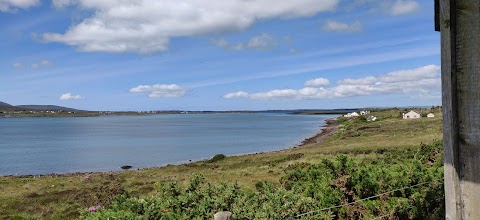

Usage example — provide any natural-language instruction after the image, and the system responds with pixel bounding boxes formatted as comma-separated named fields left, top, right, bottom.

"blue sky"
left=0, top=0, right=440, bottom=111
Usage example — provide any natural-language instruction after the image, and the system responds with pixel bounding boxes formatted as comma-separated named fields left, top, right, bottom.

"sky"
left=0, top=0, right=441, bottom=111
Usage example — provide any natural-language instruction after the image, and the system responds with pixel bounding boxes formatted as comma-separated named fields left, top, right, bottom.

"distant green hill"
left=16, top=105, right=85, bottom=112
left=0, top=101, right=13, bottom=107
left=0, top=101, right=17, bottom=111
left=0, top=101, right=84, bottom=112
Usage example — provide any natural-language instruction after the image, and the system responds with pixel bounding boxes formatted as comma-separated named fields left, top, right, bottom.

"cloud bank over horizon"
left=224, top=65, right=440, bottom=100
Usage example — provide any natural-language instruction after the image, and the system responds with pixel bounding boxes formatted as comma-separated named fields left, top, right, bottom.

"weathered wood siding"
left=441, top=0, right=480, bottom=219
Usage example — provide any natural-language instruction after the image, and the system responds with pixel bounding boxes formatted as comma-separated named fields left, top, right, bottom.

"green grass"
left=0, top=108, right=443, bottom=219
left=81, top=141, right=444, bottom=219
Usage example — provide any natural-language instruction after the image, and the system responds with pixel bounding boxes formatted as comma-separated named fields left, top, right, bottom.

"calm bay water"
left=0, top=113, right=333, bottom=175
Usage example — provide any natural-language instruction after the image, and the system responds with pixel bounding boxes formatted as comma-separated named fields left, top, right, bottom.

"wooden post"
left=440, top=0, right=480, bottom=219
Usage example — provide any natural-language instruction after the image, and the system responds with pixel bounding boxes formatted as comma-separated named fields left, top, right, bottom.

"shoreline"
left=1, top=117, right=339, bottom=178
left=299, top=117, right=339, bottom=147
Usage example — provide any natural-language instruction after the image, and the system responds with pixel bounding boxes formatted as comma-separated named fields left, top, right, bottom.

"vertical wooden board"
left=440, top=0, right=462, bottom=219
left=455, top=0, right=480, bottom=219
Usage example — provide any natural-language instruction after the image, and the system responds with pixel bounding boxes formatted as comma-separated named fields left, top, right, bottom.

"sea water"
left=0, top=113, right=333, bottom=175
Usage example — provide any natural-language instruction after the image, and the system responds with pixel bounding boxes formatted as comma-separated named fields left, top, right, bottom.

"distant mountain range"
left=0, top=101, right=84, bottom=112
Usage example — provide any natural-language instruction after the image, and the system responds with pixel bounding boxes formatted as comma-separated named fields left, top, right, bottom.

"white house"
left=367, top=116, right=377, bottom=121
left=360, top=110, right=370, bottom=115
left=427, top=113, right=435, bottom=118
left=344, top=112, right=360, bottom=118
left=403, top=110, right=421, bottom=119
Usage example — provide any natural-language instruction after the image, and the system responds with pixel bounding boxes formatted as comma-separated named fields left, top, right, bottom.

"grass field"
left=0, top=108, right=443, bottom=219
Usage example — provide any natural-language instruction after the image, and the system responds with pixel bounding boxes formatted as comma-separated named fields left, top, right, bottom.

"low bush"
left=82, top=141, right=444, bottom=219
left=208, top=154, right=226, bottom=163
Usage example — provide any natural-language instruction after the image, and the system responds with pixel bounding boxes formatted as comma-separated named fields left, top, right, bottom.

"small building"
left=427, top=113, right=435, bottom=118
left=403, top=110, right=421, bottom=119
left=367, top=116, right=377, bottom=121
left=360, top=110, right=370, bottom=115
left=344, top=112, right=361, bottom=118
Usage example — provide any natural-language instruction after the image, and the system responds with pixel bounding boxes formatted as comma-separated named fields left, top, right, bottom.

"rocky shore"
left=300, top=117, right=339, bottom=146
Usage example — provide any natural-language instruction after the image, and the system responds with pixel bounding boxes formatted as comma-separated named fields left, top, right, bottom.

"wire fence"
left=294, top=178, right=444, bottom=218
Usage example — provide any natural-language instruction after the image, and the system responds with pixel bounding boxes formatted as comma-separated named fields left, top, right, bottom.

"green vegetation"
left=82, top=141, right=444, bottom=219
left=208, top=154, right=227, bottom=163
left=0, top=108, right=444, bottom=219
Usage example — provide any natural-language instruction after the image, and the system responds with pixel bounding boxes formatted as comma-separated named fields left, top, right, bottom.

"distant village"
left=343, top=109, right=436, bottom=121
left=0, top=109, right=258, bottom=118
left=0, top=110, right=76, bottom=114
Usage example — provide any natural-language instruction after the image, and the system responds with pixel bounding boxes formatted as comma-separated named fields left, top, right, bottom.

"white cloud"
left=246, top=33, right=275, bottom=50
left=323, top=20, right=362, bottom=32
left=189, top=43, right=439, bottom=89
left=304, top=77, right=330, bottom=87
left=13, top=59, right=51, bottom=70
left=390, top=0, right=420, bottom=15
left=43, top=0, right=339, bottom=53
left=223, top=65, right=440, bottom=100
left=129, top=84, right=186, bottom=98
left=13, top=63, right=23, bottom=68
left=52, top=0, right=75, bottom=8
left=213, top=33, right=275, bottom=51
left=223, top=91, right=249, bottom=99
left=347, top=0, right=419, bottom=16
left=31, top=60, right=51, bottom=69
left=378, top=65, right=438, bottom=82
left=59, top=93, right=83, bottom=100
left=338, top=76, right=377, bottom=85
left=0, top=0, right=39, bottom=12
left=212, top=38, right=230, bottom=48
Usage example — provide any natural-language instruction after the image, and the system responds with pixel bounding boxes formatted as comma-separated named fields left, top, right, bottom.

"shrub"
left=208, top=154, right=226, bottom=163
left=81, top=141, right=444, bottom=220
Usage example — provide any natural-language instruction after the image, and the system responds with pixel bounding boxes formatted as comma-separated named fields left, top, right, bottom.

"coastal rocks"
left=214, top=211, right=233, bottom=220
left=300, top=118, right=339, bottom=146
left=84, top=175, right=92, bottom=182
left=121, top=165, right=133, bottom=170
